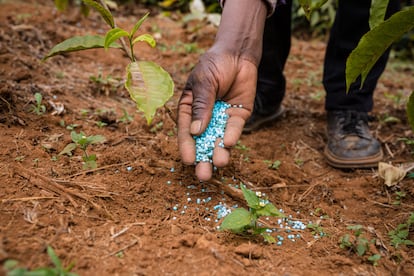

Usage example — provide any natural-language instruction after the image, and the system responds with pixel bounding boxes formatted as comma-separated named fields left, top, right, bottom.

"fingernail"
left=191, top=120, right=202, bottom=135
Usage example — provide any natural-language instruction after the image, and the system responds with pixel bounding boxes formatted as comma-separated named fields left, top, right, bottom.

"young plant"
left=4, top=246, right=78, bottom=276
left=388, top=212, right=414, bottom=248
left=339, top=225, right=380, bottom=265
left=30, top=92, right=46, bottom=115
left=44, top=0, right=174, bottom=125
left=118, top=108, right=133, bottom=123
left=220, top=184, right=285, bottom=243
left=264, top=159, right=281, bottom=170
left=59, top=131, right=106, bottom=169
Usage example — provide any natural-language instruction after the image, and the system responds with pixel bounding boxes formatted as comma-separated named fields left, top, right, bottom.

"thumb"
left=187, top=74, right=217, bottom=136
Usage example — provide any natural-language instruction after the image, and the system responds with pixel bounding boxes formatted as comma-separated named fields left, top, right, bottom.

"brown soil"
left=1, top=1, right=414, bottom=275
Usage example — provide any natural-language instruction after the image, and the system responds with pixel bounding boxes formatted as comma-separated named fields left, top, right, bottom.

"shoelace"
left=337, top=111, right=369, bottom=137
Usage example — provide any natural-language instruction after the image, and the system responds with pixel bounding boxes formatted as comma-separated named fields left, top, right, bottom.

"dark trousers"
left=256, top=0, right=400, bottom=113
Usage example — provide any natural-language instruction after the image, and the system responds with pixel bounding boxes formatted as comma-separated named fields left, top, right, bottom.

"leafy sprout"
left=59, top=131, right=106, bottom=170
left=220, top=184, right=285, bottom=243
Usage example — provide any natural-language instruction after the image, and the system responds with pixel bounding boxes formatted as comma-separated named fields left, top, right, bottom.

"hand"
left=178, top=51, right=258, bottom=181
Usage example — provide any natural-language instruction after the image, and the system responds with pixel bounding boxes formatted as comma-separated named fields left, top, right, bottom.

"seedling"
left=59, top=131, right=106, bottom=170
left=339, top=224, right=380, bottom=265
left=150, top=121, right=163, bottom=133
left=307, top=222, right=326, bottom=237
left=393, top=191, right=406, bottom=205
left=3, top=246, right=78, bottom=276
left=264, top=160, right=281, bottom=170
left=220, top=184, right=285, bottom=243
left=234, top=140, right=250, bottom=152
left=96, top=121, right=108, bottom=128
left=118, top=108, right=133, bottom=123
left=44, top=0, right=174, bottom=125
left=388, top=212, right=414, bottom=248
left=30, top=92, right=46, bottom=115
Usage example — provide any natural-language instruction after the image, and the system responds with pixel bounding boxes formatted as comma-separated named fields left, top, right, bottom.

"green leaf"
left=240, top=184, right=260, bottom=209
left=86, top=135, right=106, bottom=144
left=130, top=12, right=150, bottom=38
left=104, top=28, right=129, bottom=50
left=125, top=61, right=174, bottom=125
left=70, top=131, right=84, bottom=143
left=406, top=91, right=414, bottom=133
left=368, top=254, right=381, bottom=266
left=82, top=0, right=114, bottom=28
left=356, top=238, right=368, bottom=256
left=261, top=233, right=276, bottom=243
left=43, top=35, right=121, bottom=60
left=54, top=0, right=69, bottom=11
left=369, top=0, right=389, bottom=29
left=299, top=0, right=329, bottom=20
left=132, top=34, right=156, bottom=48
left=47, top=246, right=62, bottom=270
left=256, top=203, right=285, bottom=217
left=3, top=259, right=19, bottom=270
left=59, top=143, right=77, bottom=156
left=220, top=208, right=252, bottom=232
left=346, top=7, right=414, bottom=91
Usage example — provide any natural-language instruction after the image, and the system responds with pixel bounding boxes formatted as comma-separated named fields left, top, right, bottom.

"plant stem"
left=98, top=0, right=135, bottom=61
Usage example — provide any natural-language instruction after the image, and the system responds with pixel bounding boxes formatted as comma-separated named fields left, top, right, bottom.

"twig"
left=106, top=239, right=139, bottom=257
left=14, top=164, right=102, bottom=210
left=210, top=178, right=244, bottom=202
left=1, top=196, right=57, bottom=203
left=66, top=161, right=130, bottom=178
left=110, top=222, right=146, bottom=240
left=384, top=142, right=394, bottom=158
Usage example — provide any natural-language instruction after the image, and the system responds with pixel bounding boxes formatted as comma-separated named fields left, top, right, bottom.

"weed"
left=264, top=160, right=281, bottom=170
left=294, top=158, right=304, bottom=166
left=393, top=191, right=407, bottom=205
left=66, top=124, right=80, bottom=131
left=89, top=70, right=122, bottom=95
left=150, top=121, right=163, bottom=133
left=59, top=131, right=106, bottom=170
left=14, top=156, right=25, bottom=162
left=3, top=246, right=78, bottom=276
left=96, top=121, right=108, bottom=128
left=234, top=140, right=250, bottom=152
left=80, top=109, right=90, bottom=117
left=307, top=222, right=326, bottom=237
left=384, top=90, right=405, bottom=108
left=339, top=225, right=380, bottom=265
left=388, top=212, right=414, bottom=248
left=119, top=108, right=133, bottom=123
left=220, top=184, right=285, bottom=243
left=30, top=92, right=46, bottom=115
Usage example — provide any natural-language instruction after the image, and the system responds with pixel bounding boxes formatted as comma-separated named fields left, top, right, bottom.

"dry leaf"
left=378, top=162, right=406, bottom=187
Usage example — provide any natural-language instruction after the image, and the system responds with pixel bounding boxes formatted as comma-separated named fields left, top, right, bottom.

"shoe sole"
left=323, top=146, right=383, bottom=169
left=243, top=106, right=285, bottom=133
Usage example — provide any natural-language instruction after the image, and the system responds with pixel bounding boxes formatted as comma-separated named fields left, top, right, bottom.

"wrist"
left=212, top=0, right=267, bottom=66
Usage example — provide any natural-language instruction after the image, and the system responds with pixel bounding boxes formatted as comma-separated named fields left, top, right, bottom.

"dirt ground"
left=1, top=1, right=414, bottom=275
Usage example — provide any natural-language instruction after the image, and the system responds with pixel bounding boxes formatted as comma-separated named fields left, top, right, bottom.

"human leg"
left=243, top=0, right=292, bottom=133
left=323, top=0, right=400, bottom=168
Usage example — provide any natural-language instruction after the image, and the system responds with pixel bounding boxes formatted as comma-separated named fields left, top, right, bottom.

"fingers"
left=186, top=65, right=217, bottom=136
left=177, top=90, right=196, bottom=165
left=195, top=162, right=213, bottom=182
left=224, top=107, right=250, bottom=147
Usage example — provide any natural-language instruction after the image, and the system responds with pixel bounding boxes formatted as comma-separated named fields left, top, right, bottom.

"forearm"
left=212, top=0, right=268, bottom=66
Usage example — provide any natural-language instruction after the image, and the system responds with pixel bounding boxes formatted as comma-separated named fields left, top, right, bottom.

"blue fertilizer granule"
left=194, top=101, right=231, bottom=163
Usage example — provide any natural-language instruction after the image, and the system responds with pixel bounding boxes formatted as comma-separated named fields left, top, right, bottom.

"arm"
left=177, top=0, right=268, bottom=181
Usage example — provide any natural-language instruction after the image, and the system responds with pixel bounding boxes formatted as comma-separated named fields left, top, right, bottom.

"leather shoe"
left=324, top=110, right=383, bottom=168
left=243, top=105, right=284, bottom=133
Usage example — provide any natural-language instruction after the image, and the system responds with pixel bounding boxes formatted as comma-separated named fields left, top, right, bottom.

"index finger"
left=177, top=90, right=196, bottom=165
